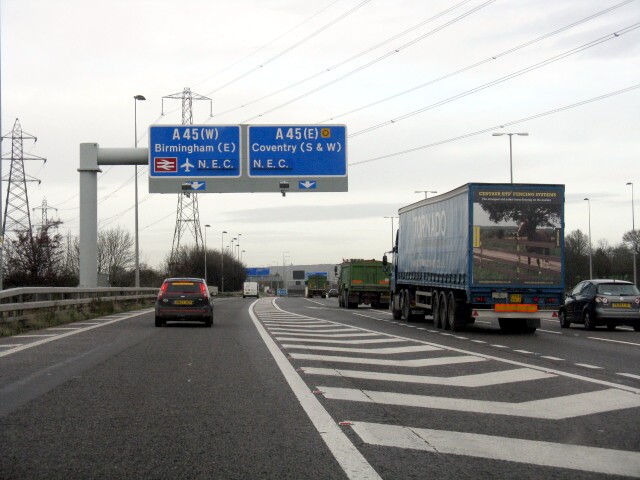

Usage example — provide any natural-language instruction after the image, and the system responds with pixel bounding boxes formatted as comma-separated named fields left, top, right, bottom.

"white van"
left=243, top=282, right=259, bottom=298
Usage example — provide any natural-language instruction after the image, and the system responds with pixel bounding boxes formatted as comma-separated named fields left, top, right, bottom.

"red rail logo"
left=154, top=157, right=177, bottom=172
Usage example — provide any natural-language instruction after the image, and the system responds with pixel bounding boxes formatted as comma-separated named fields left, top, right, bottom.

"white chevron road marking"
left=290, top=354, right=485, bottom=367
left=270, top=327, right=361, bottom=333
left=320, top=386, right=640, bottom=419
left=281, top=344, right=441, bottom=354
left=275, top=332, right=380, bottom=338
left=301, top=367, right=556, bottom=387
left=275, top=338, right=406, bottom=345
left=350, top=422, right=640, bottom=477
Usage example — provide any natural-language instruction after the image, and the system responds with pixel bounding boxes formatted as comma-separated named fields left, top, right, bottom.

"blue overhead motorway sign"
left=149, top=125, right=241, bottom=178
left=248, top=125, right=346, bottom=177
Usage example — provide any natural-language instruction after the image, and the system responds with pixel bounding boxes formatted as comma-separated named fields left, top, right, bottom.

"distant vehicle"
left=336, top=259, right=390, bottom=309
left=155, top=278, right=214, bottom=328
left=243, top=281, right=259, bottom=298
left=559, top=279, right=640, bottom=331
left=388, top=183, right=565, bottom=333
left=326, top=288, right=339, bottom=298
left=306, top=274, right=329, bottom=298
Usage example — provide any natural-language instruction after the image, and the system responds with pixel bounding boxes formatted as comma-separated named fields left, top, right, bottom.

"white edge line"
left=270, top=299, right=640, bottom=394
left=249, top=299, right=381, bottom=480
left=588, top=336, right=640, bottom=347
left=0, top=309, right=153, bottom=358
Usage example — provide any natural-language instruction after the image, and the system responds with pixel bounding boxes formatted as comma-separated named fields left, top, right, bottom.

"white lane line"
left=588, top=337, right=640, bottom=347
left=265, top=322, right=335, bottom=330
left=274, top=332, right=380, bottom=338
left=491, top=344, right=509, bottom=348
left=618, top=373, right=640, bottom=380
left=541, top=356, right=565, bottom=361
left=352, top=313, right=386, bottom=320
left=275, top=337, right=404, bottom=345
left=69, top=322, right=101, bottom=325
left=290, top=353, right=485, bottom=367
left=471, top=340, right=487, bottom=344
left=281, top=344, right=441, bottom=355
left=270, top=328, right=361, bottom=333
left=0, top=344, right=24, bottom=348
left=302, top=367, right=556, bottom=387
left=575, top=363, right=603, bottom=370
left=538, top=329, right=561, bottom=334
left=248, top=300, right=382, bottom=480
left=319, top=386, right=640, bottom=419
left=513, top=350, right=534, bottom=354
left=47, top=327, right=82, bottom=331
left=0, top=310, right=151, bottom=358
left=14, top=334, right=57, bottom=338
left=350, top=422, right=640, bottom=478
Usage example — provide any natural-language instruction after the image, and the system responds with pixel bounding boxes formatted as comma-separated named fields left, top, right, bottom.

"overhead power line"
left=350, top=23, right=640, bottom=137
left=240, top=0, right=498, bottom=123
left=209, top=0, right=476, bottom=120
left=202, top=0, right=373, bottom=98
left=318, top=0, right=637, bottom=123
left=349, top=84, right=640, bottom=167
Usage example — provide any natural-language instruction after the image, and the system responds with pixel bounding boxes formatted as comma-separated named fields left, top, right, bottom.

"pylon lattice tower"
left=1, top=118, right=46, bottom=238
left=162, top=88, right=213, bottom=267
left=33, top=197, right=58, bottom=228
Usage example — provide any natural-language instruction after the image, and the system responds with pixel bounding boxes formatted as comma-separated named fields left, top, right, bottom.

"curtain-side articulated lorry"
left=386, top=183, right=565, bottom=333
left=336, top=259, right=391, bottom=309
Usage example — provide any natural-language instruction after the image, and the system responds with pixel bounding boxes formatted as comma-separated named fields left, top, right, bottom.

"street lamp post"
left=414, top=190, right=437, bottom=199
left=627, top=182, right=637, bottom=285
left=492, top=132, right=528, bottom=183
left=237, top=233, right=242, bottom=261
left=221, top=230, right=227, bottom=292
left=584, top=197, right=593, bottom=279
left=204, top=224, right=210, bottom=282
left=133, top=94, right=146, bottom=287
left=383, top=216, right=398, bottom=251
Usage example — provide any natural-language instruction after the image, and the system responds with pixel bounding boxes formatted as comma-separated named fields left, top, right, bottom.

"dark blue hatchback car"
left=559, top=279, right=640, bottom=331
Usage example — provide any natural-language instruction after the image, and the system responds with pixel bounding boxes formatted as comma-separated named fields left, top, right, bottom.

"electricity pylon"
left=1, top=118, right=45, bottom=237
left=161, top=88, right=213, bottom=268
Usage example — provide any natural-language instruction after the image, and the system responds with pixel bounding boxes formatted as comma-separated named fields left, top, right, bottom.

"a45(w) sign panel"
left=149, top=125, right=241, bottom=178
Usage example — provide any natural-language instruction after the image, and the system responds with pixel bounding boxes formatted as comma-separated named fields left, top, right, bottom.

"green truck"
left=336, top=259, right=391, bottom=309
left=305, top=274, right=329, bottom=298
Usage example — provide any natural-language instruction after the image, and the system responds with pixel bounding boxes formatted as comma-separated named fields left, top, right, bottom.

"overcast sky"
left=2, top=0, right=639, bottom=270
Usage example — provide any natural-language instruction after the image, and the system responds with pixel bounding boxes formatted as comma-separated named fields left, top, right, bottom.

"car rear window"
left=596, top=284, right=640, bottom=296
left=165, top=282, right=202, bottom=293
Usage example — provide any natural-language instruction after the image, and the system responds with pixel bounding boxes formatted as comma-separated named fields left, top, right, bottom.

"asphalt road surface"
left=1, top=296, right=639, bottom=479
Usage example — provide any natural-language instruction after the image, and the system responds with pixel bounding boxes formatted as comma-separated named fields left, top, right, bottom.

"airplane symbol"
left=182, top=158, right=194, bottom=173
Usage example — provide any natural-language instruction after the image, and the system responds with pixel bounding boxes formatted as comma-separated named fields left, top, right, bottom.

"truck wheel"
left=446, top=292, right=465, bottom=332
left=391, top=294, right=402, bottom=320
left=439, top=292, right=449, bottom=330
left=432, top=291, right=441, bottom=328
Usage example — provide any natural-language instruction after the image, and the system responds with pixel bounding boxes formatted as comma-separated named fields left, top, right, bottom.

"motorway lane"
left=255, top=296, right=640, bottom=479
left=0, top=299, right=347, bottom=480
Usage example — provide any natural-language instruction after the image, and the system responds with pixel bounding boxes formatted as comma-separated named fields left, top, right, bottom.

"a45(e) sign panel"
left=248, top=125, right=346, bottom=177
left=149, top=125, right=241, bottom=178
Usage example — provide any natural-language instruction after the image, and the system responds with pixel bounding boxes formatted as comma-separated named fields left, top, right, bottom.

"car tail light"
left=199, top=282, right=208, bottom=297
left=157, top=282, right=169, bottom=300
left=595, top=296, right=608, bottom=304
left=532, top=296, right=540, bottom=303
left=545, top=297, right=557, bottom=304
left=474, top=296, right=487, bottom=303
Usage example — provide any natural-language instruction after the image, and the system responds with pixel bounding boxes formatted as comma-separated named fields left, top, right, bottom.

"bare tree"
left=97, top=226, right=135, bottom=286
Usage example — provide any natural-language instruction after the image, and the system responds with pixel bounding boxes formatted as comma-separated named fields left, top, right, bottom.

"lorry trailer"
left=387, top=183, right=564, bottom=333
left=336, top=259, right=391, bottom=309
left=306, top=274, right=329, bottom=298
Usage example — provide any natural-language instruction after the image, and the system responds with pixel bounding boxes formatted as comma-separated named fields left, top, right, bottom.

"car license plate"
left=510, top=294, right=522, bottom=303
left=611, top=302, right=631, bottom=308
left=174, top=299, right=193, bottom=305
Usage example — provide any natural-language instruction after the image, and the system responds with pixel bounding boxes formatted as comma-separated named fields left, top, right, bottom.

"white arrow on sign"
left=190, top=181, right=205, bottom=190
left=299, top=180, right=317, bottom=189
